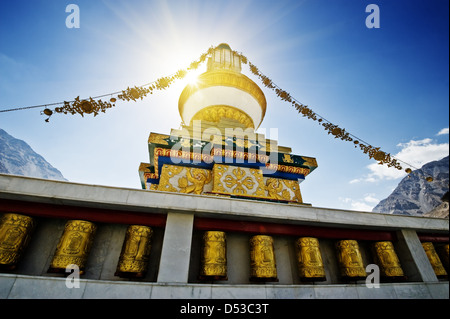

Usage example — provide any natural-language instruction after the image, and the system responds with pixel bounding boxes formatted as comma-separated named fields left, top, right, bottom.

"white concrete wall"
left=1, top=274, right=448, bottom=299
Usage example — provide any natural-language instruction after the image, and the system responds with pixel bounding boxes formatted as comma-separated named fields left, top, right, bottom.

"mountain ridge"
left=372, top=155, right=449, bottom=217
left=0, top=128, right=67, bottom=181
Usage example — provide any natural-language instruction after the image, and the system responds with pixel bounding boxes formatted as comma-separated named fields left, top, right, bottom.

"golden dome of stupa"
left=178, top=43, right=266, bottom=129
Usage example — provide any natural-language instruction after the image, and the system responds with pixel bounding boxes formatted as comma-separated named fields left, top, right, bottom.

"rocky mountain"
left=0, top=128, right=67, bottom=181
left=372, top=155, right=449, bottom=217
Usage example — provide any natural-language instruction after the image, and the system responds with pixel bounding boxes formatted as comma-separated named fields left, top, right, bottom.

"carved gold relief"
left=0, top=213, right=35, bottom=270
left=200, top=231, right=227, bottom=280
left=115, top=225, right=153, bottom=278
left=422, top=242, right=448, bottom=277
left=372, top=241, right=405, bottom=278
left=158, top=164, right=213, bottom=194
left=191, top=105, right=255, bottom=129
left=265, top=178, right=303, bottom=203
left=335, top=240, right=366, bottom=279
left=213, top=164, right=266, bottom=198
left=249, top=235, right=278, bottom=281
left=282, top=154, right=294, bottom=163
left=295, top=237, right=326, bottom=281
left=48, top=220, right=96, bottom=274
left=148, top=133, right=169, bottom=145
left=301, top=156, right=318, bottom=167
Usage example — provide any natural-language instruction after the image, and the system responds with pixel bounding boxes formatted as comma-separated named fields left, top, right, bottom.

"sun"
left=183, top=68, right=203, bottom=86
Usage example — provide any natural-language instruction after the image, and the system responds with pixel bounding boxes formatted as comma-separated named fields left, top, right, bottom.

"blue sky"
left=0, top=0, right=448, bottom=211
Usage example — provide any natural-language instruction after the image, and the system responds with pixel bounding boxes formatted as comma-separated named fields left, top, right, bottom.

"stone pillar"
left=395, top=229, right=438, bottom=282
left=157, top=212, right=194, bottom=283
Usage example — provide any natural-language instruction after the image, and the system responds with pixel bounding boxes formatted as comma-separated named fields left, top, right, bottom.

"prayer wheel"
left=199, top=231, right=227, bottom=280
left=115, top=225, right=153, bottom=278
left=48, top=220, right=96, bottom=275
left=436, top=243, right=449, bottom=273
left=335, top=240, right=366, bottom=280
left=0, top=213, right=35, bottom=270
left=372, top=241, right=405, bottom=279
left=422, top=242, right=447, bottom=278
left=249, top=235, right=278, bottom=282
left=295, top=237, right=326, bottom=281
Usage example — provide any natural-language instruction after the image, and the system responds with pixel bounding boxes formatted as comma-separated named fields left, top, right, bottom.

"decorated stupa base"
left=138, top=119, right=317, bottom=204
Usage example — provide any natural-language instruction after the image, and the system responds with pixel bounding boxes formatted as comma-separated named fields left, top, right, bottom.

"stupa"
left=138, top=43, right=317, bottom=204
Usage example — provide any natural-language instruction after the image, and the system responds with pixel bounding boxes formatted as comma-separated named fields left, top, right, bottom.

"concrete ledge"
left=1, top=174, right=448, bottom=233
left=1, top=274, right=448, bottom=299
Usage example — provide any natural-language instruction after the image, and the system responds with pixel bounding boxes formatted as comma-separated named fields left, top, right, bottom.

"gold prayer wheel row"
left=0, top=214, right=156, bottom=278
left=1, top=213, right=449, bottom=281
left=197, top=234, right=408, bottom=282
left=335, top=240, right=405, bottom=280
left=48, top=221, right=155, bottom=277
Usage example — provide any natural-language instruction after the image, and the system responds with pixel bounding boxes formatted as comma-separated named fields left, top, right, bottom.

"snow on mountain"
left=0, top=128, right=67, bottom=181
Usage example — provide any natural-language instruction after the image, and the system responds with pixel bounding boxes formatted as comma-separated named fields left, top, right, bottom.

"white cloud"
left=352, top=137, right=449, bottom=183
left=437, top=128, right=449, bottom=136
left=364, top=194, right=380, bottom=204
left=339, top=193, right=380, bottom=212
